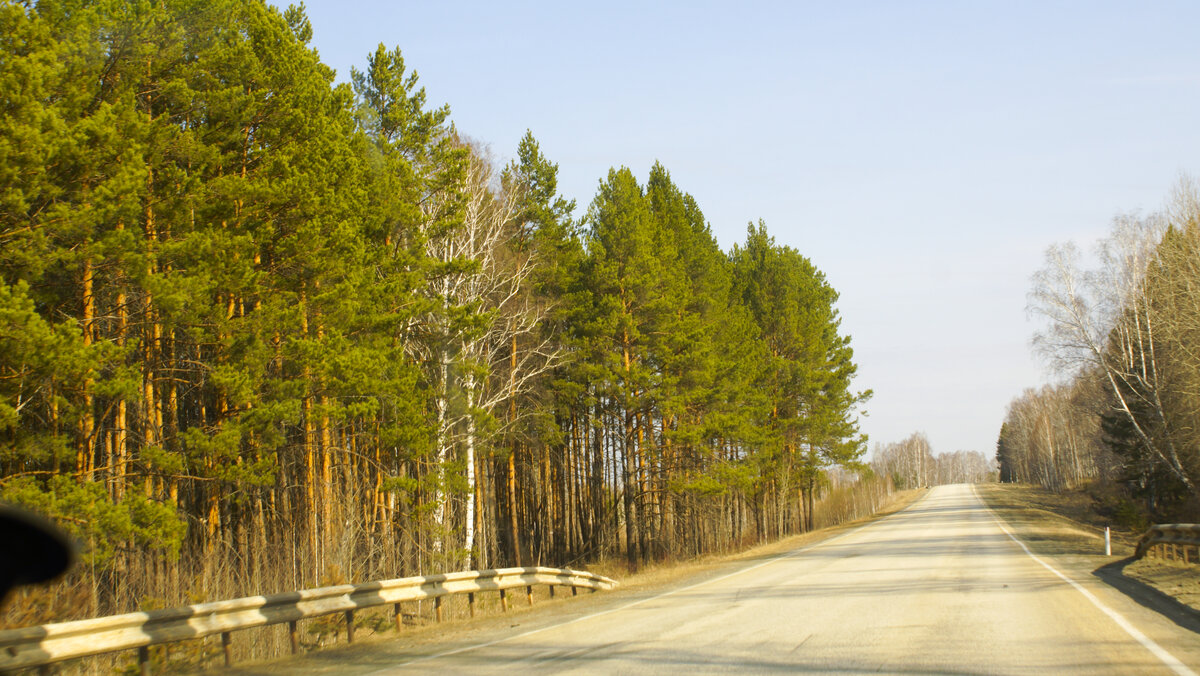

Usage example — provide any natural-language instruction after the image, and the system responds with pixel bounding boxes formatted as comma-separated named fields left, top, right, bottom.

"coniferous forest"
left=0, top=0, right=877, bottom=629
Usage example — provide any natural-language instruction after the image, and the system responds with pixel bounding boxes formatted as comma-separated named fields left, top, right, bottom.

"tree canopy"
left=0, top=0, right=871, bottom=636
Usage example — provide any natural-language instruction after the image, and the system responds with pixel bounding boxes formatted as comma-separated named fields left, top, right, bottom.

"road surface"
left=243, top=484, right=1200, bottom=674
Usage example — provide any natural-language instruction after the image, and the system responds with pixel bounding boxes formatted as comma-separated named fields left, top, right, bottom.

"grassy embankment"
left=977, top=483, right=1200, bottom=613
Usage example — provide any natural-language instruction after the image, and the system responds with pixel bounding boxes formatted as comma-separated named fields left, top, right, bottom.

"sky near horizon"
left=282, top=1, right=1200, bottom=459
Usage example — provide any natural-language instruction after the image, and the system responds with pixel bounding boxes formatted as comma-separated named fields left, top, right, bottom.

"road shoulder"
left=977, top=483, right=1200, bottom=632
left=220, top=489, right=926, bottom=675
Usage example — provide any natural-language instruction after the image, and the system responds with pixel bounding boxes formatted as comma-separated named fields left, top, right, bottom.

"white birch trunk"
left=464, top=374, right=478, bottom=566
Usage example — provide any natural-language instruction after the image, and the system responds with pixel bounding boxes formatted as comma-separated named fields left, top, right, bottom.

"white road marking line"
left=368, top=492, right=932, bottom=673
left=974, top=485, right=1196, bottom=676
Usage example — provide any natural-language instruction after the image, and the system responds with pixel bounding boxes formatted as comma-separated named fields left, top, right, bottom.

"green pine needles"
left=0, top=0, right=871, bottom=628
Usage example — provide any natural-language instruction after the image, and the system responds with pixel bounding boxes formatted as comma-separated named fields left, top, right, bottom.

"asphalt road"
left=243, top=484, right=1200, bottom=675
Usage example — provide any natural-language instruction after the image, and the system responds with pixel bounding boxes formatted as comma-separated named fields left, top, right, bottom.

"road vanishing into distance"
left=240, top=485, right=1200, bottom=675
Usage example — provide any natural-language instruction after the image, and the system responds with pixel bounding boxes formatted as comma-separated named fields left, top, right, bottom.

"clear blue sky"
left=283, top=0, right=1200, bottom=458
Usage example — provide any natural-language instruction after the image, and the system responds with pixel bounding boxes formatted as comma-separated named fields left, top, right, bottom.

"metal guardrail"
left=0, top=566, right=617, bottom=674
left=1134, top=523, right=1200, bottom=561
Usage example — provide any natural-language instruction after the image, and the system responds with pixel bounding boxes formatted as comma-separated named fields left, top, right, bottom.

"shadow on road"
left=1093, top=557, right=1200, bottom=636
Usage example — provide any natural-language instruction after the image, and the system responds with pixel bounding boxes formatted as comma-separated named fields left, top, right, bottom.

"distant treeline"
left=0, top=0, right=872, bottom=626
left=871, top=432, right=995, bottom=489
left=1001, top=183, right=1200, bottom=523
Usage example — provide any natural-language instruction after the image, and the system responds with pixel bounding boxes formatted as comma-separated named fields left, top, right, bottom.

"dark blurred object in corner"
left=0, top=505, right=74, bottom=605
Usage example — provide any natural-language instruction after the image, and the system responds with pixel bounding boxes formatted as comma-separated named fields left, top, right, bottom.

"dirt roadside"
left=977, top=483, right=1200, bottom=616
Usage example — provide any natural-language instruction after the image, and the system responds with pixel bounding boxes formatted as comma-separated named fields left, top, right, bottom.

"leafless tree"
left=1000, top=384, right=1103, bottom=490
left=408, top=143, right=564, bottom=564
left=1029, top=212, right=1196, bottom=493
left=872, top=432, right=934, bottom=489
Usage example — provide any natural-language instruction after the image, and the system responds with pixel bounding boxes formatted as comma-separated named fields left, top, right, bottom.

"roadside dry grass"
left=978, top=483, right=1137, bottom=557
left=977, top=483, right=1200, bottom=615
left=1125, top=559, right=1200, bottom=611
left=218, top=488, right=924, bottom=675
left=583, top=487, right=924, bottom=593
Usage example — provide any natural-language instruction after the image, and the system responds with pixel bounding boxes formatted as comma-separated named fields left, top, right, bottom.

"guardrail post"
left=394, top=602, right=403, bottom=631
left=499, top=588, right=508, bottom=611
left=526, top=585, right=534, bottom=607
left=221, top=631, right=232, bottom=667
left=434, top=596, right=443, bottom=622
left=549, top=585, right=556, bottom=598
left=138, top=646, right=150, bottom=676
left=288, top=620, right=299, bottom=654
left=345, top=610, right=355, bottom=643
left=468, top=592, right=476, bottom=617
left=571, top=586, right=578, bottom=596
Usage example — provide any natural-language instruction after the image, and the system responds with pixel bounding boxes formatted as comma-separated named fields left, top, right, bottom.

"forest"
left=871, top=432, right=994, bottom=489
left=0, top=0, right=877, bottom=628
left=1000, top=182, right=1200, bottom=524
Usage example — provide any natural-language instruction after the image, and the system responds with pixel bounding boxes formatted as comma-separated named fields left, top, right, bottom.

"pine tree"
left=731, top=222, right=868, bottom=533
left=497, top=131, right=582, bottom=566
left=353, top=43, right=471, bottom=570
left=581, top=167, right=664, bottom=567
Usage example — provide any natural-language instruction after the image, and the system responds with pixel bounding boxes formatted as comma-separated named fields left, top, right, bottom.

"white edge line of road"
left=973, top=484, right=1196, bottom=676
left=368, top=489, right=935, bottom=674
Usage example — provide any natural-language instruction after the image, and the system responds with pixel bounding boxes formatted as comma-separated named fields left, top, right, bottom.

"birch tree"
left=1029, top=214, right=1197, bottom=494
left=455, top=148, right=564, bottom=565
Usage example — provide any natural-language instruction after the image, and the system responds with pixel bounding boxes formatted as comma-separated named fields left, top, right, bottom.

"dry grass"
left=978, top=483, right=1137, bottom=558
left=29, top=486, right=924, bottom=675
left=1125, top=558, right=1200, bottom=612
left=218, top=488, right=925, bottom=675
left=978, top=483, right=1200, bottom=615
left=584, top=487, right=924, bottom=592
